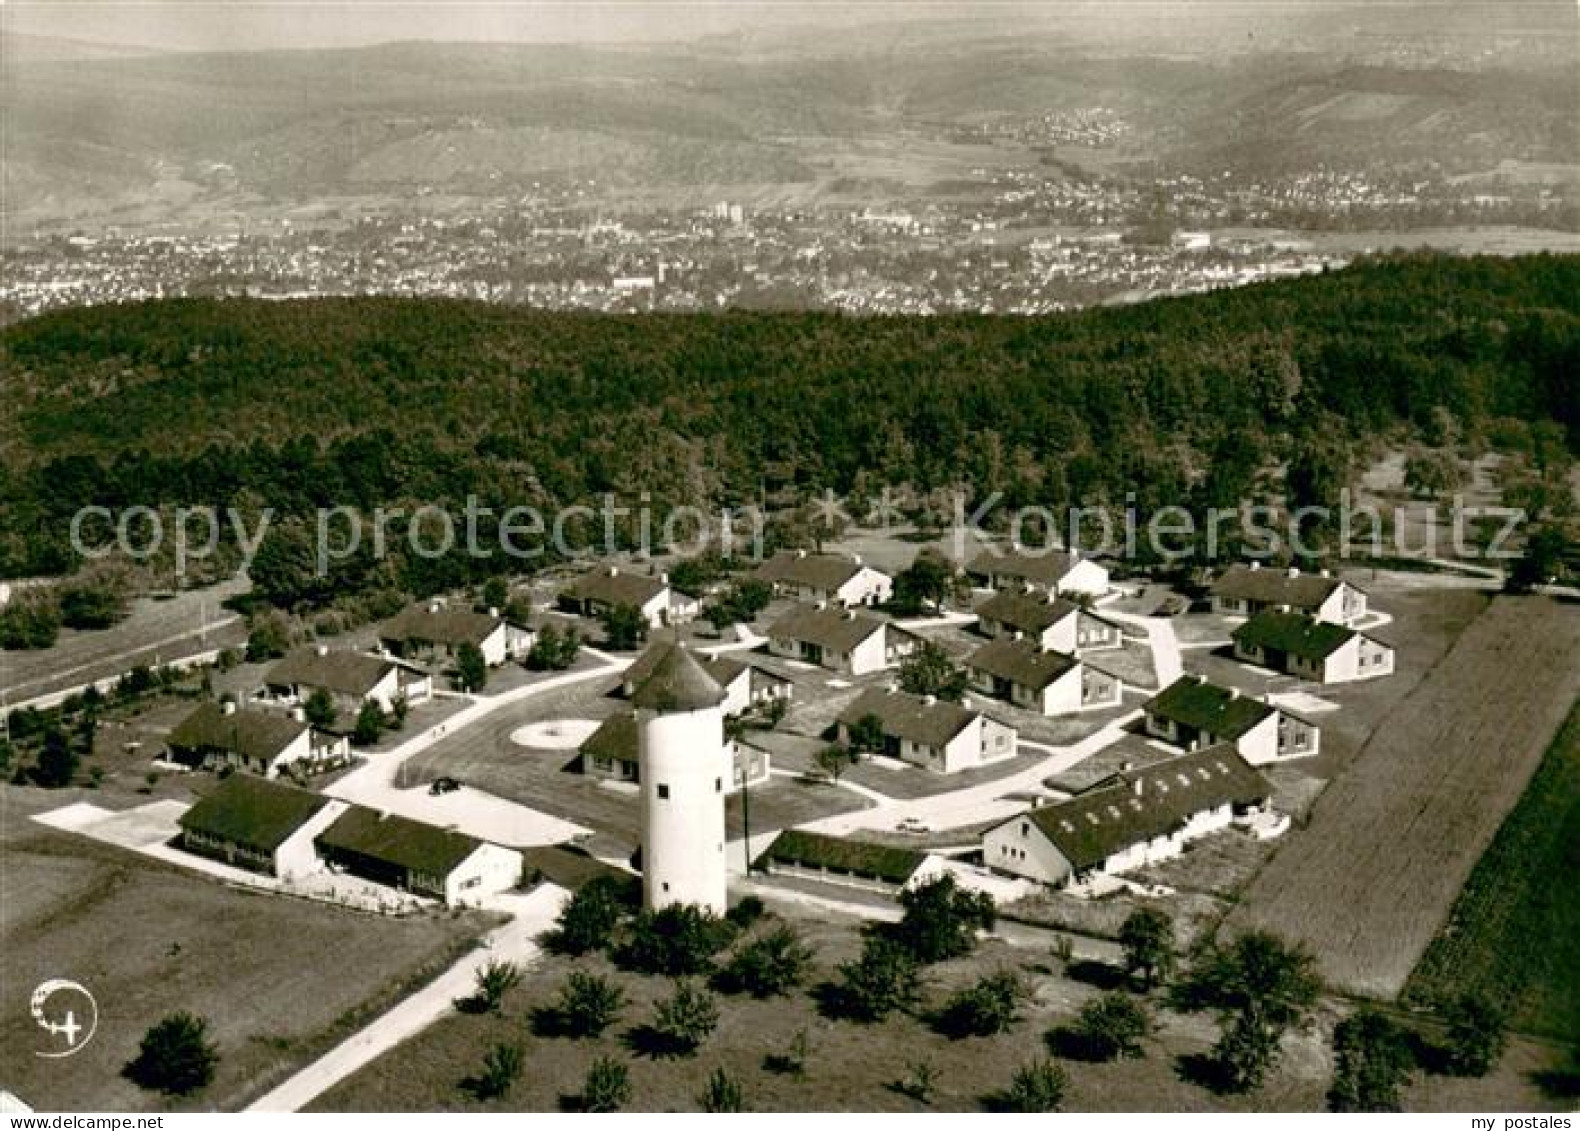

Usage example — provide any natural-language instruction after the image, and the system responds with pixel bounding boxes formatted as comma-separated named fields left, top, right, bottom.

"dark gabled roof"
left=316, top=806, right=485, bottom=877
left=1144, top=675, right=1275, bottom=739
left=629, top=643, right=727, bottom=711
left=381, top=603, right=504, bottom=648
left=582, top=711, right=639, bottom=766
left=975, top=586, right=1083, bottom=634
left=1017, top=744, right=1270, bottom=870
left=265, top=648, right=396, bottom=698
left=966, top=545, right=1083, bottom=585
left=967, top=637, right=1080, bottom=692
left=624, top=643, right=754, bottom=693
left=1232, top=610, right=1361, bottom=662
left=168, top=701, right=307, bottom=763
left=838, top=687, right=980, bottom=748
left=562, top=567, right=667, bottom=608
left=755, top=550, right=873, bottom=592
left=767, top=603, right=888, bottom=652
left=756, top=829, right=927, bottom=884
left=1210, top=564, right=1346, bottom=609
left=178, top=774, right=329, bottom=854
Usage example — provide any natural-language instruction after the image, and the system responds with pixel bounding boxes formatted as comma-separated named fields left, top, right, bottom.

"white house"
left=1210, top=563, right=1367, bottom=624
left=177, top=774, right=346, bottom=881
left=965, top=545, right=1109, bottom=598
left=379, top=600, right=533, bottom=667
left=1143, top=674, right=1320, bottom=765
left=315, top=806, right=523, bottom=907
left=766, top=603, right=921, bottom=676
left=558, top=566, right=695, bottom=628
left=966, top=637, right=1123, bottom=716
left=975, top=586, right=1123, bottom=653
left=166, top=700, right=349, bottom=778
left=838, top=687, right=1017, bottom=774
left=755, top=550, right=892, bottom=607
left=263, top=646, right=433, bottom=720
left=1232, top=610, right=1395, bottom=684
left=982, top=744, right=1272, bottom=887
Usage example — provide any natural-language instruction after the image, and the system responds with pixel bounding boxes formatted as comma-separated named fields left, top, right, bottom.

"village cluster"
left=49, top=540, right=1398, bottom=927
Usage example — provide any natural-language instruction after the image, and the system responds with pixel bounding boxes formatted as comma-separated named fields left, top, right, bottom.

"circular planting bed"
left=509, top=718, right=600, bottom=749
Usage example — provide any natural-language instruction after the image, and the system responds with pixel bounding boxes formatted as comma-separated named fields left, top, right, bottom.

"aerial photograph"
left=1, top=0, right=1577, bottom=1118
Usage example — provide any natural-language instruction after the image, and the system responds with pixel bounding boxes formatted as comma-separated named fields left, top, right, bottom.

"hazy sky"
left=5, top=0, right=1057, bottom=51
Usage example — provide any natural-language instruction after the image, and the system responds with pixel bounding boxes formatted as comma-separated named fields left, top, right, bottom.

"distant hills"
left=5, top=6, right=1574, bottom=227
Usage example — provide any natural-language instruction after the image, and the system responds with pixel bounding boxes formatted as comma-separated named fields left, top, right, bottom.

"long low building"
left=966, top=637, right=1123, bottom=716
left=379, top=600, right=534, bottom=668
left=755, top=550, right=892, bottom=607
left=263, top=646, right=433, bottom=721
left=766, top=603, right=921, bottom=676
left=166, top=700, right=349, bottom=778
left=315, top=806, right=523, bottom=907
left=1232, top=610, right=1395, bottom=684
left=1143, top=674, right=1320, bottom=765
left=754, top=828, right=948, bottom=895
left=838, top=686, right=1016, bottom=774
left=1210, top=563, right=1366, bottom=625
left=557, top=566, right=699, bottom=628
left=177, top=774, right=344, bottom=880
left=982, top=744, right=1272, bottom=887
left=975, top=586, right=1123, bottom=653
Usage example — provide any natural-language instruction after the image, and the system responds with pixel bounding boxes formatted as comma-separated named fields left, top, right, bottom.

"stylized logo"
left=30, top=979, right=98, bottom=1058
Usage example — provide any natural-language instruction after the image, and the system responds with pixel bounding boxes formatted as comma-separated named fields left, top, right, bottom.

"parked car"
left=429, top=776, right=461, bottom=795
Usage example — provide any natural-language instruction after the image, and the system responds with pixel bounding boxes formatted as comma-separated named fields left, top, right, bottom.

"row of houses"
left=177, top=774, right=523, bottom=905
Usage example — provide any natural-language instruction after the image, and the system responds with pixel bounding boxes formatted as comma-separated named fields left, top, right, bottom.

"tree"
left=125, top=1012, right=218, bottom=1095
left=555, top=972, right=625, bottom=1038
left=716, top=924, right=814, bottom=998
left=891, top=554, right=953, bottom=614
left=1404, top=450, right=1464, bottom=499
left=1069, top=992, right=1153, bottom=1061
left=470, top=1042, right=523, bottom=1101
left=245, top=612, right=291, bottom=661
left=936, top=970, right=1026, bottom=1038
left=1506, top=524, right=1569, bottom=594
left=481, top=577, right=510, bottom=612
left=1328, top=1007, right=1413, bottom=1112
left=470, top=960, right=523, bottom=1014
left=616, top=903, right=732, bottom=976
left=897, top=641, right=970, bottom=700
left=352, top=700, right=385, bottom=747
left=698, top=1067, right=747, bottom=1112
left=58, top=580, right=126, bottom=630
left=0, top=597, right=60, bottom=650
left=647, top=979, right=720, bottom=1056
left=581, top=1056, right=631, bottom=1112
left=895, top=1059, right=938, bottom=1104
left=830, top=937, right=921, bottom=1022
left=32, top=727, right=79, bottom=788
left=1119, top=906, right=1177, bottom=990
left=893, top=873, right=996, bottom=964
left=599, top=602, right=649, bottom=651
left=845, top=712, right=886, bottom=758
left=1181, top=931, right=1322, bottom=1093
left=303, top=687, right=338, bottom=729
left=999, top=1056, right=1068, bottom=1112
left=1440, top=991, right=1508, bottom=1077
left=545, top=875, right=630, bottom=955
left=454, top=641, right=489, bottom=693
left=527, top=624, right=581, bottom=671
left=815, top=744, right=853, bottom=782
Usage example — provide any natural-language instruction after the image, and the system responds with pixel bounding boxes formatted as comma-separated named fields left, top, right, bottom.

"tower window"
left=715, top=777, right=723, bottom=793
left=657, top=784, right=669, bottom=799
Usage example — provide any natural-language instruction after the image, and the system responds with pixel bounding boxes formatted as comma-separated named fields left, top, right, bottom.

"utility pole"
left=737, top=751, right=754, bottom=876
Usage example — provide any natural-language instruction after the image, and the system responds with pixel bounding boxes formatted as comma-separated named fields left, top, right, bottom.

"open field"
left=1225, top=596, right=1580, bottom=999
left=0, top=789, right=495, bottom=1112
left=1402, top=703, right=1580, bottom=1042
left=309, top=897, right=1566, bottom=1113
left=1, top=578, right=248, bottom=706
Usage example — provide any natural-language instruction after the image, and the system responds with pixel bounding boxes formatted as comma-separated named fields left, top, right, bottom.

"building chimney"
left=488, top=606, right=499, bottom=618
left=923, top=695, right=937, bottom=707
left=1287, top=566, right=1300, bottom=578
left=814, top=599, right=827, bottom=611
left=291, top=706, right=306, bottom=723
left=1228, top=686, right=1240, bottom=699
left=1133, top=777, right=1144, bottom=796
left=659, top=572, right=669, bottom=585
left=1319, top=568, right=1331, bottom=578
left=851, top=554, right=861, bottom=566
left=606, top=565, right=619, bottom=577
left=221, top=700, right=237, bottom=716
left=428, top=599, right=441, bottom=613
left=1120, top=760, right=1134, bottom=773
left=796, top=549, right=808, bottom=559
left=315, top=644, right=329, bottom=657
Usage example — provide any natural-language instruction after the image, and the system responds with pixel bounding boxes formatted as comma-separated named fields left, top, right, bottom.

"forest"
left=1, top=253, right=1576, bottom=598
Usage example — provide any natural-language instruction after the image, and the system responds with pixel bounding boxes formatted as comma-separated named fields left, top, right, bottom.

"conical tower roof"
left=629, top=642, right=726, bottom=712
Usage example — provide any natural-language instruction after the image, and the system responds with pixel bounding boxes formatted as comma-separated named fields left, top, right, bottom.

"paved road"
left=1099, top=606, right=1183, bottom=688
left=323, top=650, right=628, bottom=847
left=248, top=883, right=569, bottom=1113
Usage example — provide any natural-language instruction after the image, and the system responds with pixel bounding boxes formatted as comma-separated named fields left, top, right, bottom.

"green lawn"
left=1402, top=703, right=1580, bottom=1042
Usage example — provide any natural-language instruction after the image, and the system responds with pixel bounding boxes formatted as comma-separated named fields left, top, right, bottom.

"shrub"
left=615, top=903, right=733, bottom=976
left=544, top=875, right=631, bottom=955
left=1440, top=992, right=1507, bottom=1078
left=716, top=924, right=814, bottom=998
left=554, top=972, right=625, bottom=1038
left=644, top=979, right=719, bottom=1057
left=124, top=1012, right=218, bottom=1095
left=936, top=971, right=1027, bottom=1038
left=892, top=874, right=996, bottom=964
left=469, top=1043, right=523, bottom=1101
left=1064, top=992, right=1153, bottom=1061
left=999, top=1057, right=1068, bottom=1112
left=1328, top=1007, right=1414, bottom=1112
left=699, top=1067, right=747, bottom=1112
left=828, top=937, right=921, bottom=1022
left=581, top=1056, right=631, bottom=1112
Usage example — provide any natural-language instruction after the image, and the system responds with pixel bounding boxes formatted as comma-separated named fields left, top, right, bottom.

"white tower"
left=632, top=643, right=729, bottom=914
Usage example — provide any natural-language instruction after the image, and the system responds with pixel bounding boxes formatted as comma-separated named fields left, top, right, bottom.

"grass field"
left=1224, top=596, right=1580, bottom=999
left=0, top=792, right=495, bottom=1112
left=1401, top=703, right=1580, bottom=1042
left=309, top=897, right=1565, bottom=1113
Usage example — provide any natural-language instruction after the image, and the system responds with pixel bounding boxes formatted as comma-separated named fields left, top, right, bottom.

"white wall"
left=446, top=842, right=525, bottom=906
